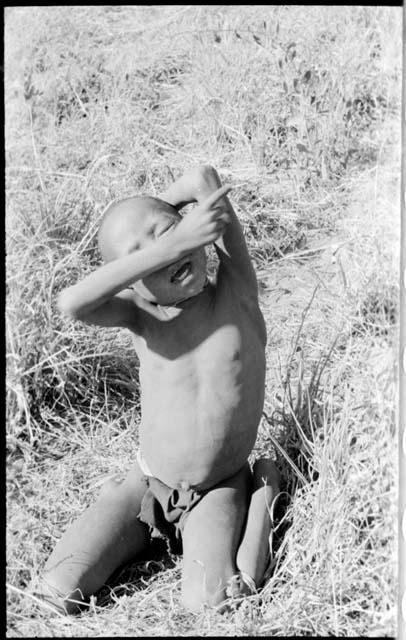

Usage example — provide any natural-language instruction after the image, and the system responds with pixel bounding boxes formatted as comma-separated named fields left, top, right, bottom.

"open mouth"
left=170, top=260, right=192, bottom=283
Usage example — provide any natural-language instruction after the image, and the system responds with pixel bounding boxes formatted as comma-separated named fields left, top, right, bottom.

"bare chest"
left=137, top=299, right=262, bottom=382
left=134, top=304, right=264, bottom=435
left=134, top=295, right=266, bottom=487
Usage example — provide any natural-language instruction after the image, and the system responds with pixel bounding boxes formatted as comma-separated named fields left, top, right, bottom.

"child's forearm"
left=58, top=236, right=184, bottom=319
left=159, top=178, right=195, bottom=211
left=160, top=165, right=222, bottom=210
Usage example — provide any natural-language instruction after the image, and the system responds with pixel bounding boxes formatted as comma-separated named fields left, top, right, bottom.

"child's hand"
left=172, top=185, right=231, bottom=252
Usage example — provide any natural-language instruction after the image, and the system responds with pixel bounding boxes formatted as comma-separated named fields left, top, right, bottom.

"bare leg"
left=36, top=461, right=150, bottom=614
left=236, top=458, right=280, bottom=588
left=181, top=464, right=251, bottom=612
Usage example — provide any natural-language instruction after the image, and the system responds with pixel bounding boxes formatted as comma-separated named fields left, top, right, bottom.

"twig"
left=6, top=583, right=67, bottom=619
left=7, top=165, right=86, bottom=180
left=27, top=105, right=46, bottom=196
left=17, top=350, right=114, bottom=378
left=262, top=411, right=308, bottom=486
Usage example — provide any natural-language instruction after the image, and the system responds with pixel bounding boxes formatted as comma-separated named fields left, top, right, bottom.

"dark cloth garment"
left=138, top=475, right=207, bottom=554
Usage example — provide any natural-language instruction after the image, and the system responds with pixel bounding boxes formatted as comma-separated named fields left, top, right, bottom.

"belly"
left=138, top=325, right=266, bottom=489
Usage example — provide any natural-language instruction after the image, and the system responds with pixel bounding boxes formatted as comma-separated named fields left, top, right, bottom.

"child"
left=37, top=165, right=280, bottom=614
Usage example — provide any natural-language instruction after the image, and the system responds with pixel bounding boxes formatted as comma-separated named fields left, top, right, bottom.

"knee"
left=98, top=466, right=148, bottom=505
left=98, top=476, right=125, bottom=501
left=181, top=565, right=235, bottom=613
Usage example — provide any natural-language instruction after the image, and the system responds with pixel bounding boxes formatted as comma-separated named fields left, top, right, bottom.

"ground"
left=6, top=6, right=400, bottom=637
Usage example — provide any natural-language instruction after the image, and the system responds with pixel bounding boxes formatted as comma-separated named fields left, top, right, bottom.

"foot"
left=226, top=571, right=257, bottom=599
left=30, top=576, right=84, bottom=615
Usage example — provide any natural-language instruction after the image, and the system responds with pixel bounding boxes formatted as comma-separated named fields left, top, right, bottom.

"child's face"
left=120, top=210, right=208, bottom=305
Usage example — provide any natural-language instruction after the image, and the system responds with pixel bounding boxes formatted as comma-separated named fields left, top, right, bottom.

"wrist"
left=157, top=229, right=190, bottom=260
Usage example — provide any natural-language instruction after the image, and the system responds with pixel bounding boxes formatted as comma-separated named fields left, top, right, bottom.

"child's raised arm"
left=160, top=166, right=258, bottom=295
left=58, top=237, right=185, bottom=328
left=58, top=186, right=232, bottom=328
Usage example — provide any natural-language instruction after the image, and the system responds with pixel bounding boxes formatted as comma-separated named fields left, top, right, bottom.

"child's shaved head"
left=98, top=196, right=179, bottom=262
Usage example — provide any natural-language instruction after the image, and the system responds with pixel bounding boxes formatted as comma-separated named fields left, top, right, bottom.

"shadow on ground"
left=94, top=538, right=178, bottom=609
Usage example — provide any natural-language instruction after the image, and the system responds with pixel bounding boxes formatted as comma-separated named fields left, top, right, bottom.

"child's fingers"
left=213, top=217, right=229, bottom=236
left=203, top=184, right=232, bottom=208
left=209, top=206, right=230, bottom=219
left=220, top=212, right=231, bottom=223
left=214, top=221, right=228, bottom=238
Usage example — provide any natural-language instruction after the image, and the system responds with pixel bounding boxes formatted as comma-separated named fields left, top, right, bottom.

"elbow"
left=194, top=165, right=221, bottom=193
left=197, top=164, right=217, bottom=180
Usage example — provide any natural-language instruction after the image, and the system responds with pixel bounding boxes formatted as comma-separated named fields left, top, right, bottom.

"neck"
left=164, top=278, right=210, bottom=308
left=155, top=278, right=211, bottom=318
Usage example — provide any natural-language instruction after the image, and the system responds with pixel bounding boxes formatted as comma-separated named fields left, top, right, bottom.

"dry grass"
left=6, top=6, right=400, bottom=637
